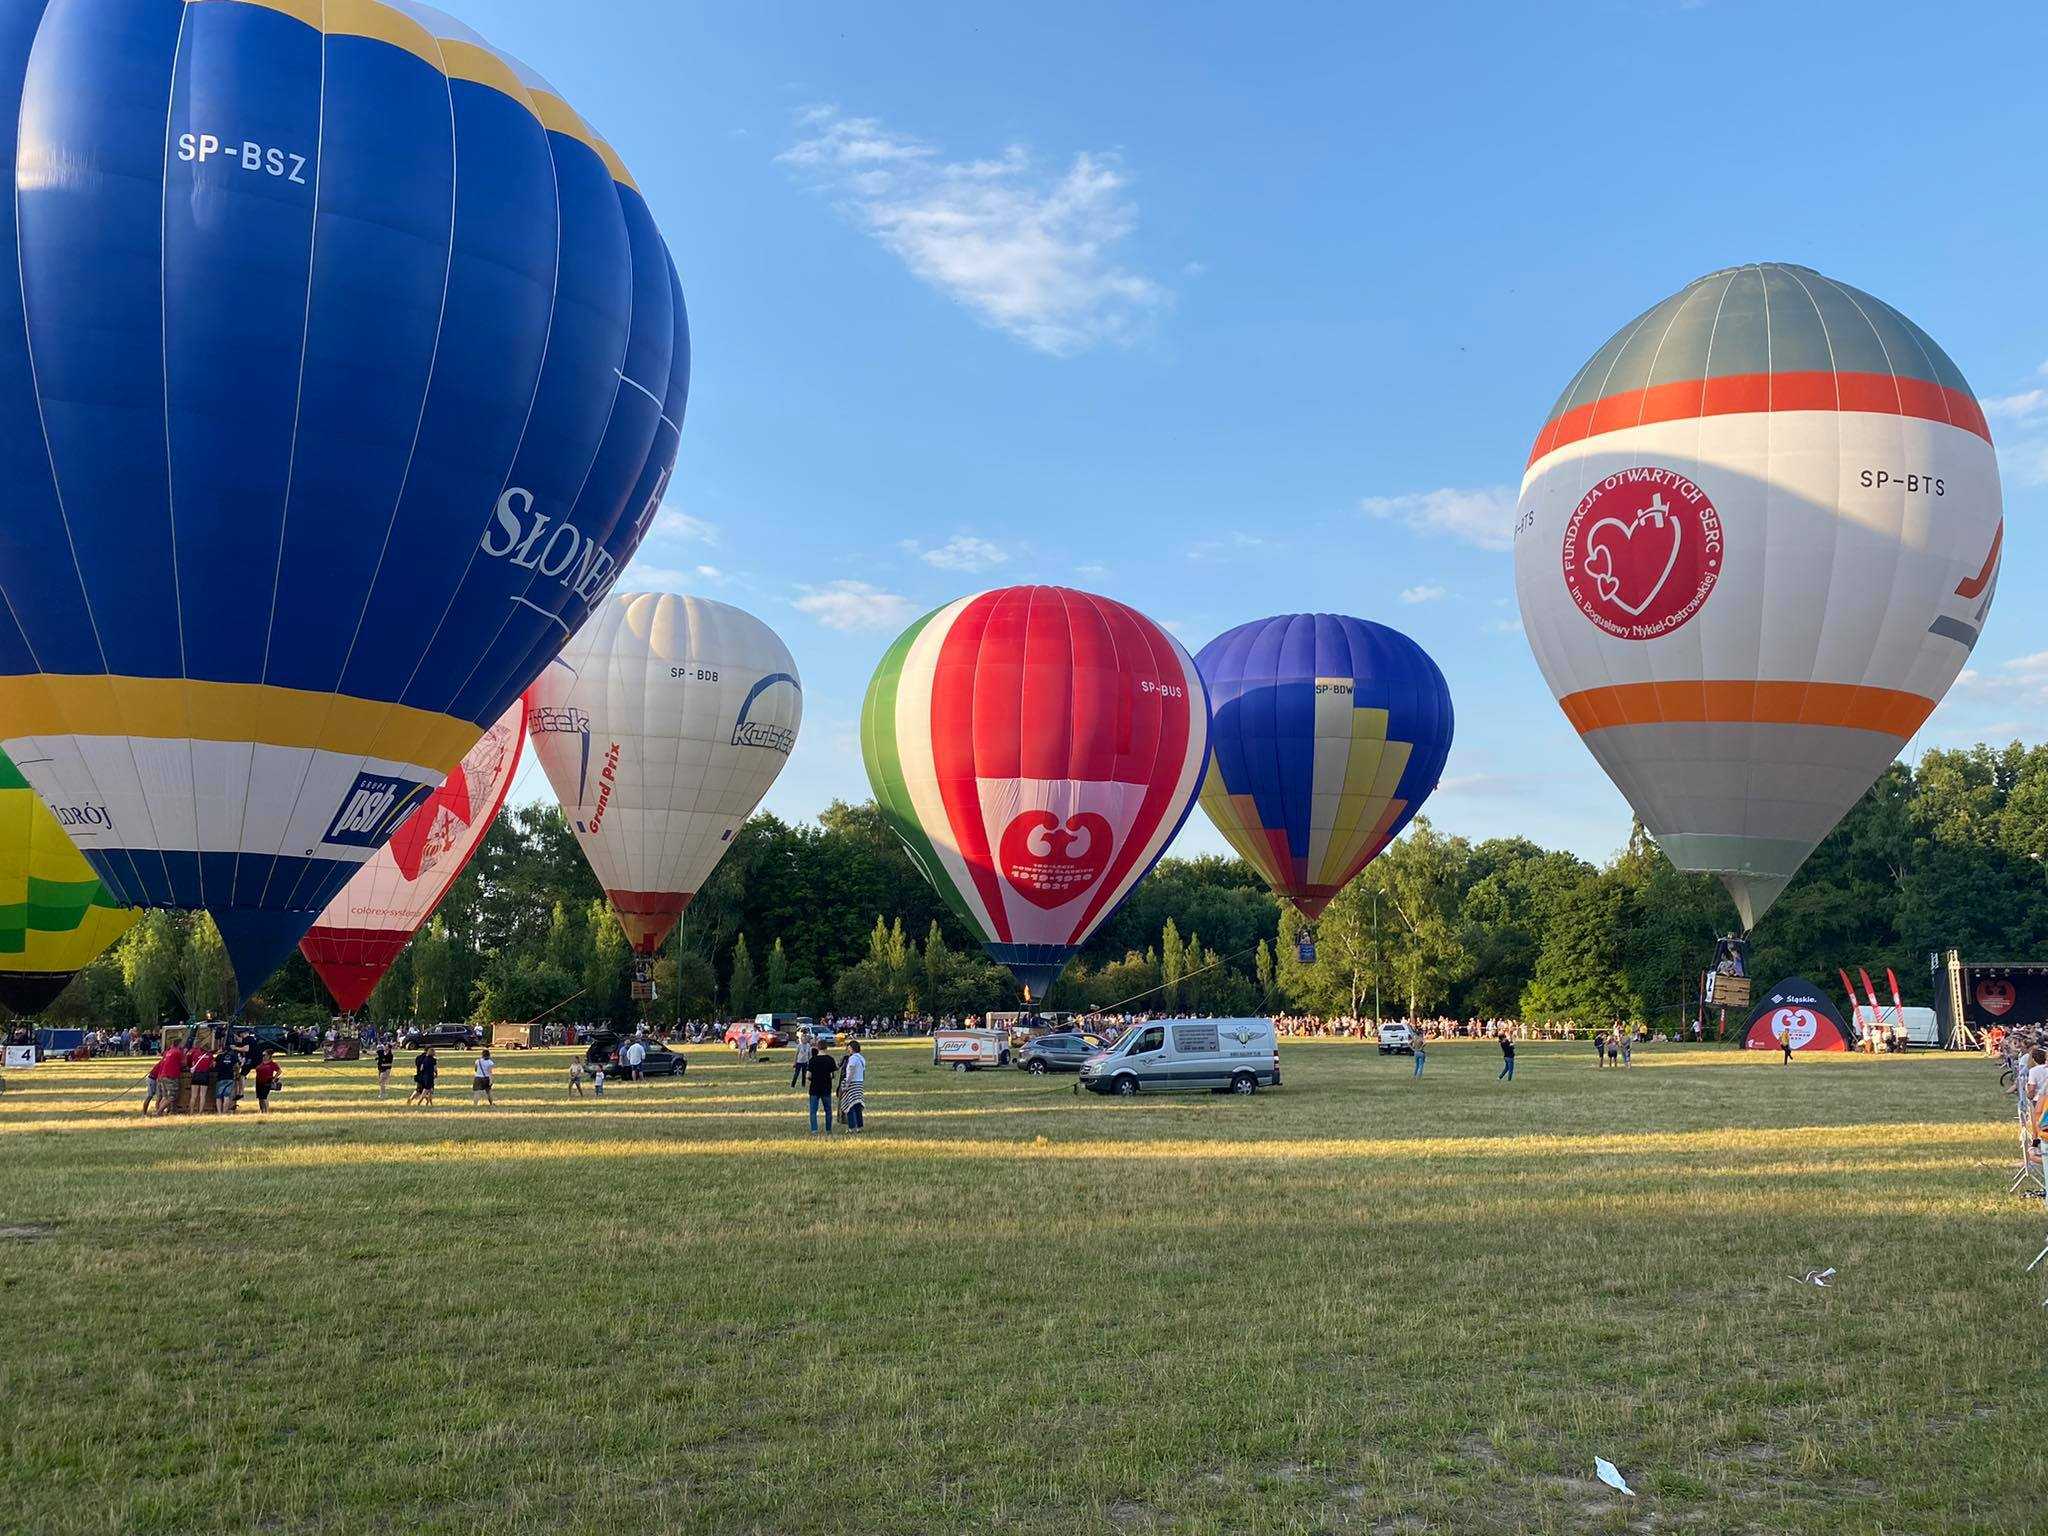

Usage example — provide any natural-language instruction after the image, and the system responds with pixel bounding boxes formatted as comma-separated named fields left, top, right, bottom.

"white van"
left=1079, top=1018, right=1280, bottom=1096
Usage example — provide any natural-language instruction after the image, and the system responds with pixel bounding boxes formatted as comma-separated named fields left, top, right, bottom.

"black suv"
left=1015, top=1032, right=1104, bottom=1074
left=406, top=1024, right=480, bottom=1050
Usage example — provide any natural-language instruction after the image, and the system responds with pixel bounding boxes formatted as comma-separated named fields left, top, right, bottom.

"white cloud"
left=1983, top=388, right=2048, bottom=423
left=1362, top=485, right=1517, bottom=552
left=1074, top=562, right=1110, bottom=581
left=1486, top=615, right=1525, bottom=636
left=779, top=106, right=1167, bottom=356
left=792, top=580, right=915, bottom=632
left=1399, top=583, right=1447, bottom=605
left=650, top=508, right=720, bottom=545
left=912, top=534, right=1010, bottom=573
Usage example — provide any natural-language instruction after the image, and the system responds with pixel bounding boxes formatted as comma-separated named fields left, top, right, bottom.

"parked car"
left=1377, top=1022, right=1416, bottom=1055
left=1079, top=1018, right=1280, bottom=1096
left=632, top=1041, right=688, bottom=1078
left=1015, top=1032, right=1104, bottom=1074
left=406, top=1023, right=480, bottom=1050
left=722, top=1015, right=810, bottom=1048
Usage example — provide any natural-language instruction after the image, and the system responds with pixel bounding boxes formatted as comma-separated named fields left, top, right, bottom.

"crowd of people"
left=138, top=1032, right=283, bottom=1114
left=1269, top=1015, right=1685, bottom=1043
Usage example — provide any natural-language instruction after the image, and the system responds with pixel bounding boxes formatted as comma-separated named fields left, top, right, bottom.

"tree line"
left=23, top=743, right=2048, bottom=1031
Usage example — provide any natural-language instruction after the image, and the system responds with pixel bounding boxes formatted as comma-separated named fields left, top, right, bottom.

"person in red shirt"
left=252, top=1051, right=281, bottom=1113
left=188, top=1042, right=217, bottom=1114
left=147, top=1042, right=186, bottom=1116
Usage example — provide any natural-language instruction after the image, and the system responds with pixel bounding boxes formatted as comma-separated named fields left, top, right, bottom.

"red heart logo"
left=998, top=810, right=1114, bottom=910
left=1582, top=495, right=1683, bottom=618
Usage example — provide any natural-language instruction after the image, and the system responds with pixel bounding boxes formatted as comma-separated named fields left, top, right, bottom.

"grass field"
left=1, top=1038, right=2040, bottom=1535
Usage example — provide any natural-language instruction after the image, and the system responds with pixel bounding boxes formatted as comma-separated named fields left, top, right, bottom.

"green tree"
left=766, top=937, right=791, bottom=1011
left=367, top=947, right=413, bottom=1025
left=728, top=934, right=759, bottom=1019
left=411, top=917, right=454, bottom=1022
left=1161, top=919, right=1185, bottom=1010
left=1521, top=876, right=1641, bottom=1025
left=584, top=901, right=632, bottom=1023
left=182, top=914, right=236, bottom=1019
left=1374, top=819, right=1471, bottom=1018
left=120, top=911, right=184, bottom=1027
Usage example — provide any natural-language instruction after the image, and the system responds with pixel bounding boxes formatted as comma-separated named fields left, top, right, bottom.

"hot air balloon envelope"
left=528, top=593, right=803, bottom=955
left=1515, top=263, right=2001, bottom=927
left=862, top=586, right=1210, bottom=1000
left=1196, top=614, right=1454, bottom=920
left=299, top=694, right=528, bottom=1015
left=0, top=0, right=687, bottom=996
left=0, top=747, right=136, bottom=1015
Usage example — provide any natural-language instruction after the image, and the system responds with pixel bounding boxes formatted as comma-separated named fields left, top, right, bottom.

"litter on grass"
left=1594, top=1457, right=1635, bottom=1497
left=1792, top=1268, right=1837, bottom=1287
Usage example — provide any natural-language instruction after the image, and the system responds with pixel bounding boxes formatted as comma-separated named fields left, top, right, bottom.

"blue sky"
left=477, top=0, right=2048, bottom=864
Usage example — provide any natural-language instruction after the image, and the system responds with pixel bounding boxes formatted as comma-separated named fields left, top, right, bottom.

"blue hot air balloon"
left=1195, top=614, right=1454, bottom=920
left=0, top=0, right=687, bottom=995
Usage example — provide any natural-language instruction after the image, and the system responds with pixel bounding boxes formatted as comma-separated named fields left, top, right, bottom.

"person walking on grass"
left=252, top=1051, right=281, bottom=1112
left=1498, top=1030, right=1515, bottom=1082
left=568, top=1058, right=587, bottom=1097
left=1781, top=1027, right=1794, bottom=1066
left=1595, top=1033, right=1607, bottom=1068
left=471, top=1047, right=496, bottom=1106
left=791, top=1028, right=813, bottom=1090
left=410, top=1046, right=437, bottom=1105
left=839, top=1038, right=867, bottom=1132
left=592, top=1060, right=606, bottom=1097
left=1619, top=1030, right=1632, bottom=1069
left=807, top=1038, right=837, bottom=1133
left=375, top=1041, right=394, bottom=1098
left=1411, top=1030, right=1426, bottom=1079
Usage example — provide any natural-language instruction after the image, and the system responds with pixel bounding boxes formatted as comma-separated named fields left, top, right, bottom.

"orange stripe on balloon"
left=1556, top=682, right=1937, bottom=739
left=1528, top=370, right=1990, bottom=468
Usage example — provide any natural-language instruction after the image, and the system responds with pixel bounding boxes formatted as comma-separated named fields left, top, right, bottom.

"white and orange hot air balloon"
left=299, top=694, right=528, bottom=1014
left=1515, top=263, right=2002, bottom=929
left=527, top=592, right=802, bottom=955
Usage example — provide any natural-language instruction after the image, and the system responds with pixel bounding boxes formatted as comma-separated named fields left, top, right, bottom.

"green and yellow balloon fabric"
left=0, top=748, right=136, bottom=1015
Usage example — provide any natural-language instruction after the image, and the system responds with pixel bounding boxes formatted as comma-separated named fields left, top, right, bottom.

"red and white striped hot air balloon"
left=1515, top=263, right=2002, bottom=929
left=861, top=586, right=1210, bottom=1000
left=299, top=694, right=528, bottom=1013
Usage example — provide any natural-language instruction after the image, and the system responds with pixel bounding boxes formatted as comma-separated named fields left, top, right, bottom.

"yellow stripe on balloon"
left=0, top=676, right=480, bottom=777
left=1198, top=767, right=1284, bottom=889
left=1311, top=709, right=1412, bottom=888
left=530, top=91, right=642, bottom=193
left=325, top=0, right=443, bottom=67
left=190, top=1, right=645, bottom=187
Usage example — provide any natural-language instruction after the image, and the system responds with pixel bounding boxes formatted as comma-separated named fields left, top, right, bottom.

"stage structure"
left=1929, top=952, right=2048, bottom=1050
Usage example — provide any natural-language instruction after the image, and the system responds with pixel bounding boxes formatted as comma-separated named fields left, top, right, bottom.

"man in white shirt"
left=625, top=1038, right=647, bottom=1082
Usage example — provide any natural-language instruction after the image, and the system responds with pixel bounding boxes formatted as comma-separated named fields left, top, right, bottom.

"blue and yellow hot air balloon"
left=0, top=747, right=136, bottom=1016
left=0, top=0, right=687, bottom=996
left=1195, top=614, right=1454, bottom=919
